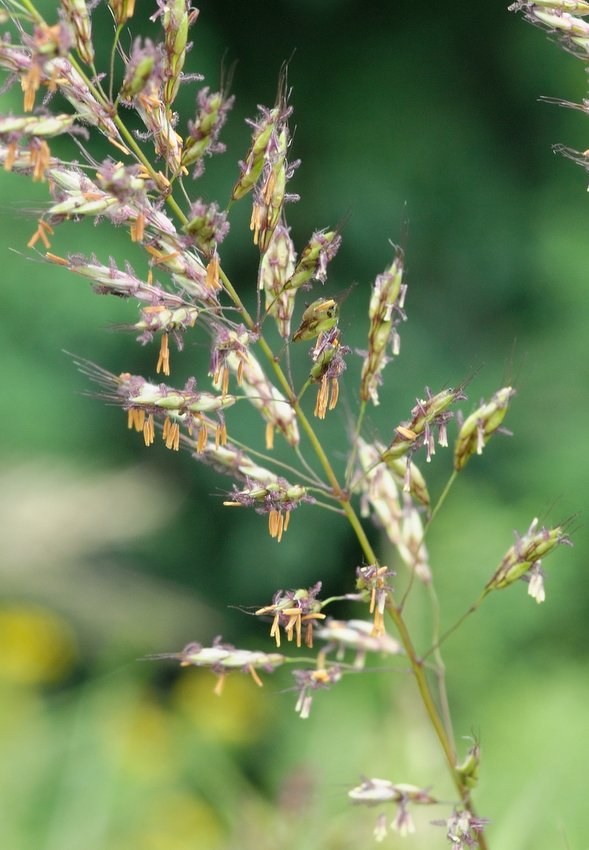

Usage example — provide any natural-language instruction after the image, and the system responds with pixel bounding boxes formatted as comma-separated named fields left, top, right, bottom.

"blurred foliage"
left=0, top=1, right=587, bottom=848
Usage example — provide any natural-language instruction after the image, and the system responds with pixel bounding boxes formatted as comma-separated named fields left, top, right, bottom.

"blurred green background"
left=0, top=1, right=587, bottom=848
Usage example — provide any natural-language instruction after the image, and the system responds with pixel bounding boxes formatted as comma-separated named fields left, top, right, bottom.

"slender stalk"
left=426, top=469, right=458, bottom=533
left=423, top=589, right=489, bottom=661
left=108, top=23, right=124, bottom=103
left=345, top=398, right=366, bottom=488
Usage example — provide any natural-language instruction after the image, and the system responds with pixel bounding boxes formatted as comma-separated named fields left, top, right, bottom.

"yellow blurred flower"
left=97, top=690, right=178, bottom=783
left=0, top=604, right=77, bottom=685
left=173, top=668, right=274, bottom=745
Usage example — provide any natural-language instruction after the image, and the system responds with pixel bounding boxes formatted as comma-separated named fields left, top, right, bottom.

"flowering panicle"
left=360, top=247, right=407, bottom=405
left=486, top=518, right=572, bottom=602
left=356, top=564, right=395, bottom=636
left=147, top=637, right=285, bottom=693
left=292, top=665, right=342, bottom=719
left=382, top=384, right=467, bottom=464
left=182, top=87, right=234, bottom=178
left=454, top=387, right=514, bottom=471
left=211, top=328, right=300, bottom=448
left=258, top=224, right=297, bottom=338
left=223, top=480, right=312, bottom=542
left=0, top=5, right=576, bottom=844
left=349, top=778, right=437, bottom=841
left=255, top=582, right=325, bottom=648
left=309, top=327, right=350, bottom=419
left=315, top=618, right=402, bottom=668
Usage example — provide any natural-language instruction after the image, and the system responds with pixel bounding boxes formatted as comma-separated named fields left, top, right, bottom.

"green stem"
left=345, top=399, right=366, bottom=488
left=108, top=23, right=124, bottom=103
left=422, top=590, right=489, bottom=662
left=426, top=469, right=458, bottom=533
left=427, top=581, right=455, bottom=751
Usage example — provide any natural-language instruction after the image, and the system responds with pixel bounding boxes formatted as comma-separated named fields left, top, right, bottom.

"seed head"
left=315, top=618, right=402, bottom=668
left=232, top=77, right=292, bottom=202
left=184, top=199, right=230, bottom=255
left=454, top=387, right=515, bottom=471
left=455, top=738, right=481, bottom=790
left=285, top=228, right=342, bottom=291
left=258, top=224, right=297, bottom=338
left=349, top=778, right=436, bottom=841
left=292, top=665, right=342, bottom=719
left=382, top=385, right=467, bottom=464
left=486, top=518, right=572, bottom=601
left=432, top=808, right=490, bottom=849
left=211, top=327, right=300, bottom=447
left=147, top=636, right=285, bottom=692
left=355, top=564, right=395, bottom=635
left=510, top=1, right=589, bottom=53
left=60, top=0, right=94, bottom=66
left=224, top=480, right=312, bottom=541
left=43, top=57, right=119, bottom=137
left=292, top=296, right=339, bottom=342
left=155, top=0, right=193, bottom=109
left=182, top=87, right=234, bottom=177
left=360, top=247, right=407, bottom=405
left=309, top=327, right=350, bottom=419
left=255, top=582, right=325, bottom=648
left=119, top=38, right=164, bottom=105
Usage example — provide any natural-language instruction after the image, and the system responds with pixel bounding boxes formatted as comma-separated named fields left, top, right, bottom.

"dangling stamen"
left=128, top=407, right=145, bottom=432
left=329, top=377, right=339, bottom=410
left=248, top=665, right=263, bottom=687
left=206, top=254, right=220, bottom=289
left=156, top=333, right=170, bottom=376
left=163, top=416, right=180, bottom=450
left=196, top=421, right=208, bottom=453
left=130, top=211, right=145, bottom=242
left=143, top=413, right=155, bottom=446
left=215, top=421, right=227, bottom=448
